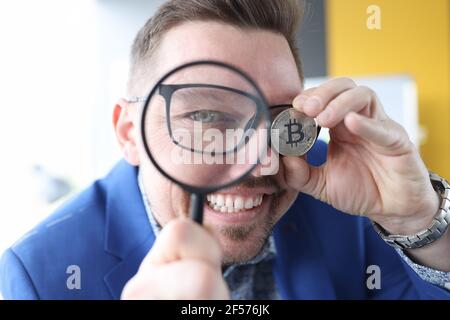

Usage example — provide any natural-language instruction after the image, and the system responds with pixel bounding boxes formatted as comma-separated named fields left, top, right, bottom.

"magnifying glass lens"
left=142, top=62, right=270, bottom=192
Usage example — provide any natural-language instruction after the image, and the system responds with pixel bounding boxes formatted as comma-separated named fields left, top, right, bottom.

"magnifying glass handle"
left=190, top=193, right=205, bottom=224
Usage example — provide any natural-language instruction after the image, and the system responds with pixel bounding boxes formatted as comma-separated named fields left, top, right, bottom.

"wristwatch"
left=372, top=172, right=450, bottom=250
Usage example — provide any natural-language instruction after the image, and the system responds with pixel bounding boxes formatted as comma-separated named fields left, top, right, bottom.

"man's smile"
left=202, top=185, right=280, bottom=224
left=206, top=193, right=264, bottom=213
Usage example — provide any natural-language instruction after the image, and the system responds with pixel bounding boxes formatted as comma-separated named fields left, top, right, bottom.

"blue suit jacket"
left=1, top=142, right=449, bottom=300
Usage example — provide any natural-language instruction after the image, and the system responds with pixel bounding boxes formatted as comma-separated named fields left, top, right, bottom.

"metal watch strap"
left=372, top=172, right=450, bottom=250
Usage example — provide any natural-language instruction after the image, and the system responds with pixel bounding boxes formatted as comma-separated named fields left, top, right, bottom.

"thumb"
left=143, top=218, right=223, bottom=270
left=282, top=156, right=326, bottom=200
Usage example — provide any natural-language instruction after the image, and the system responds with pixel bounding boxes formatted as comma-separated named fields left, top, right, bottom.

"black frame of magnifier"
left=140, top=60, right=272, bottom=224
left=158, top=83, right=264, bottom=155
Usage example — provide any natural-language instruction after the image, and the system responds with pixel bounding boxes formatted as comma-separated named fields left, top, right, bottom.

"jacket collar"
left=101, top=160, right=155, bottom=299
left=102, top=160, right=154, bottom=259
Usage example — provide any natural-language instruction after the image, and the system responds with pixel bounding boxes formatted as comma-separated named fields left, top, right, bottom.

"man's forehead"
left=155, top=21, right=302, bottom=104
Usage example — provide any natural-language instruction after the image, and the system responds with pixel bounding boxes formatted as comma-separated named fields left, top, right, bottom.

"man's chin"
left=207, top=222, right=271, bottom=265
left=220, top=234, right=268, bottom=266
left=202, top=191, right=291, bottom=265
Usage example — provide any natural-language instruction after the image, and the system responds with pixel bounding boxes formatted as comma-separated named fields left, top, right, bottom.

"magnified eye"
left=188, top=110, right=231, bottom=123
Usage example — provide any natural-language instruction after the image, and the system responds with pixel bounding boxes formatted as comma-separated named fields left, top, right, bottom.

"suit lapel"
left=104, top=235, right=154, bottom=299
left=101, top=161, right=155, bottom=299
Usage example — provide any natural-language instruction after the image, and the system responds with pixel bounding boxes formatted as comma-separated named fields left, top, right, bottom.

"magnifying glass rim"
left=140, top=59, right=271, bottom=195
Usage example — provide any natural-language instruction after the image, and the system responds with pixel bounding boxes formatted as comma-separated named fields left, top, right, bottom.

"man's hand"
left=286, top=77, right=439, bottom=236
left=121, top=218, right=230, bottom=300
left=284, top=78, right=450, bottom=271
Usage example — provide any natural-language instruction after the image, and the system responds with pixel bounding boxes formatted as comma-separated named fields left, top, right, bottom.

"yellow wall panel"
left=326, top=0, right=450, bottom=177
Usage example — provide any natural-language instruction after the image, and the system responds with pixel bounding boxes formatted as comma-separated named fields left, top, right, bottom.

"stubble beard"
left=219, top=191, right=283, bottom=266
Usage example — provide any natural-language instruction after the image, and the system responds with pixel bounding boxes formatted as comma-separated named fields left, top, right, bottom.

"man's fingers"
left=314, top=86, right=381, bottom=128
left=144, top=218, right=222, bottom=270
left=122, top=260, right=229, bottom=300
left=122, top=219, right=229, bottom=300
left=344, top=112, right=412, bottom=155
left=293, top=78, right=356, bottom=117
left=292, top=87, right=317, bottom=108
left=282, top=156, right=326, bottom=201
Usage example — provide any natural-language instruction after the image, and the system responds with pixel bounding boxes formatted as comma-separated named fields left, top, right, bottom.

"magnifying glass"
left=140, top=60, right=271, bottom=224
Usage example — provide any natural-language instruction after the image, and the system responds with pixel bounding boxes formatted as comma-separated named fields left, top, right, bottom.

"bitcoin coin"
left=270, top=108, right=318, bottom=156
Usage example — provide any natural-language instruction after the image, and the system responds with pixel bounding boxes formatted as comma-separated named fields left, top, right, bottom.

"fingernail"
left=317, top=111, right=330, bottom=125
left=293, top=95, right=308, bottom=108
left=303, top=97, right=321, bottom=113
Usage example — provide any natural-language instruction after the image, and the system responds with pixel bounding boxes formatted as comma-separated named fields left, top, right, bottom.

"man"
left=1, top=0, right=449, bottom=300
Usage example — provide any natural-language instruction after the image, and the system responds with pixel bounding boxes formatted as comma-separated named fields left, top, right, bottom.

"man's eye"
left=188, top=110, right=227, bottom=123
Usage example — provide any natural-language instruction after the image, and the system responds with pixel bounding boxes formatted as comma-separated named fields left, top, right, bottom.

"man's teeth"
left=206, top=194, right=263, bottom=213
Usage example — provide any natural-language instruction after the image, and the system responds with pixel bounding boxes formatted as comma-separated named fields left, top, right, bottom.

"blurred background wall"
left=0, top=0, right=166, bottom=252
left=0, top=0, right=449, bottom=253
left=326, top=0, right=450, bottom=177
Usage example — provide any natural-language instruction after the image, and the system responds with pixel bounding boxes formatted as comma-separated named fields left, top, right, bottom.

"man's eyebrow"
left=265, top=89, right=301, bottom=108
left=174, top=87, right=225, bottom=99
left=268, top=104, right=291, bottom=118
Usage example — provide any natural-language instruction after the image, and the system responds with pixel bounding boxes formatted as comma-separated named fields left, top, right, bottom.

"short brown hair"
left=127, top=0, right=304, bottom=95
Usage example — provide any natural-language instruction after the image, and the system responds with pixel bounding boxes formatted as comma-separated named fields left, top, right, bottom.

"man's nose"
left=250, top=147, right=279, bottom=177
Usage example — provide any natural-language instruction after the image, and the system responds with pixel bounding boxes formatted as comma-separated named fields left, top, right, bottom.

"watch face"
left=271, top=108, right=318, bottom=156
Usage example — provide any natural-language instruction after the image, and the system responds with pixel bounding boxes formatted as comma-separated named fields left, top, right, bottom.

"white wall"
left=91, top=0, right=167, bottom=177
left=0, top=0, right=164, bottom=253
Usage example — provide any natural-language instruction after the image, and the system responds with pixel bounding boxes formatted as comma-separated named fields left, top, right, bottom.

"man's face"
left=135, top=21, right=302, bottom=264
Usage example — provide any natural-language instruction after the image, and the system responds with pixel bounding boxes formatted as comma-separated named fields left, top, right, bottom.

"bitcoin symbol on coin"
left=284, top=118, right=305, bottom=148
left=271, top=108, right=319, bottom=156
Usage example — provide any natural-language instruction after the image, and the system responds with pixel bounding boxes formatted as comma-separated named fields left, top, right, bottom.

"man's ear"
left=113, top=99, right=140, bottom=166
